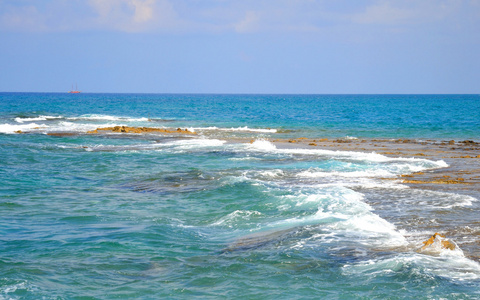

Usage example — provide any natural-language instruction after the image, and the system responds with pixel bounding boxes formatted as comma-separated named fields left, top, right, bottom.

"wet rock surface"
left=87, top=126, right=196, bottom=135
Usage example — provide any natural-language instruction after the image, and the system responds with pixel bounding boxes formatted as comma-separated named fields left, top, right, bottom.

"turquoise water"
left=1, top=93, right=480, bottom=299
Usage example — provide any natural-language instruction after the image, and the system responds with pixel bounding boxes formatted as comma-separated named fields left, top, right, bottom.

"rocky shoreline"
left=270, top=137, right=480, bottom=259
left=269, top=137, right=480, bottom=188
left=16, top=126, right=480, bottom=258
left=44, top=126, right=480, bottom=189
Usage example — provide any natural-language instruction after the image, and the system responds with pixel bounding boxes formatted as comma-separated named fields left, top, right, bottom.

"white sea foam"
left=342, top=252, right=480, bottom=281
left=244, top=140, right=448, bottom=174
left=85, top=138, right=227, bottom=153
left=284, top=148, right=448, bottom=169
left=331, top=213, right=407, bottom=247
left=297, top=169, right=396, bottom=178
left=193, top=126, right=277, bottom=133
left=164, top=138, right=226, bottom=149
left=0, top=122, right=45, bottom=133
left=212, top=210, right=263, bottom=227
left=84, top=143, right=167, bottom=152
left=0, top=280, right=38, bottom=296
left=249, top=184, right=408, bottom=249
left=250, top=169, right=285, bottom=180
left=248, top=140, right=277, bottom=151
left=15, top=115, right=62, bottom=123
left=401, top=189, right=476, bottom=209
left=69, top=114, right=149, bottom=122
left=52, top=121, right=113, bottom=132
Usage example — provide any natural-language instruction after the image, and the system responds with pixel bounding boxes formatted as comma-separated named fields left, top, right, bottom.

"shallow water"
left=1, top=93, right=480, bottom=299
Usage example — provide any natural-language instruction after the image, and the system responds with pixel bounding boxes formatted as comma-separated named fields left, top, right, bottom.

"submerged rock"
left=222, top=227, right=302, bottom=253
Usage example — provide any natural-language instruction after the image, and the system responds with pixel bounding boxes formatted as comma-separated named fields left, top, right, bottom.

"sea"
left=1, top=93, right=480, bottom=299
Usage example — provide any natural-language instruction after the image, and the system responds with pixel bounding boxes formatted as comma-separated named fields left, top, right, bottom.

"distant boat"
left=69, top=84, right=81, bottom=94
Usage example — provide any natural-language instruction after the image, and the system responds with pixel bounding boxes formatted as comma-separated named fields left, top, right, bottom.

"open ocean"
left=1, top=93, right=480, bottom=299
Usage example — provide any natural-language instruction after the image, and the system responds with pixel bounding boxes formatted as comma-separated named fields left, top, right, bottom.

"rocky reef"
left=87, top=126, right=196, bottom=135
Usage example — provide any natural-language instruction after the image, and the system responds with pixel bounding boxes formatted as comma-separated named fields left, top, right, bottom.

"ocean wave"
left=54, top=121, right=115, bottom=132
left=69, top=114, right=150, bottom=122
left=297, top=169, right=396, bottom=179
left=247, top=139, right=278, bottom=151
left=342, top=252, right=480, bottom=281
left=244, top=140, right=448, bottom=173
left=0, top=122, right=45, bottom=133
left=15, top=115, right=62, bottom=123
left=390, top=189, right=476, bottom=210
left=163, top=138, right=226, bottom=150
left=84, top=138, right=228, bottom=153
left=84, top=142, right=166, bottom=152
left=224, top=183, right=408, bottom=250
left=192, top=126, right=277, bottom=133
left=211, top=210, right=263, bottom=227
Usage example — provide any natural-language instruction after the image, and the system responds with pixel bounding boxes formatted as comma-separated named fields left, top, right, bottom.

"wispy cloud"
left=0, top=3, right=48, bottom=32
left=351, top=2, right=417, bottom=25
left=0, top=0, right=182, bottom=32
left=87, top=0, right=180, bottom=32
left=0, top=0, right=479, bottom=36
left=234, top=11, right=260, bottom=33
left=349, top=0, right=464, bottom=26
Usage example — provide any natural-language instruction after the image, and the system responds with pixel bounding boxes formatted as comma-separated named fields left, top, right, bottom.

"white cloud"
left=0, top=0, right=479, bottom=35
left=349, top=0, right=470, bottom=26
left=0, top=0, right=181, bottom=32
left=132, top=0, right=155, bottom=23
left=87, top=0, right=175, bottom=32
left=234, top=10, right=260, bottom=33
left=0, top=4, right=48, bottom=32
left=351, top=2, right=416, bottom=24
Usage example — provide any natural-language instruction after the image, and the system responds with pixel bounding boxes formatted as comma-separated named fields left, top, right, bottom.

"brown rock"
left=88, top=126, right=196, bottom=135
left=421, top=233, right=456, bottom=251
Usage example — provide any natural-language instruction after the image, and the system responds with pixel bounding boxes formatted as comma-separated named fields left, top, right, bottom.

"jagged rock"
left=421, top=233, right=456, bottom=251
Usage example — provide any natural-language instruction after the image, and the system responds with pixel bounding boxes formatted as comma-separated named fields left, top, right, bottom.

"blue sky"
left=0, top=0, right=479, bottom=93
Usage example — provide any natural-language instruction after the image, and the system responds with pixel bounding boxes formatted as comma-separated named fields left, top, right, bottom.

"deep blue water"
left=2, top=93, right=479, bottom=139
left=1, top=93, right=480, bottom=299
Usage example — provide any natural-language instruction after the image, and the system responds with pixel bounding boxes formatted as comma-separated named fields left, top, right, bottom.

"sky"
left=0, top=0, right=479, bottom=94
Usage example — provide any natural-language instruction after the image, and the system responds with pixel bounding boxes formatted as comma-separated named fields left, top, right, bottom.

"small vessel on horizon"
left=69, top=84, right=81, bottom=94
